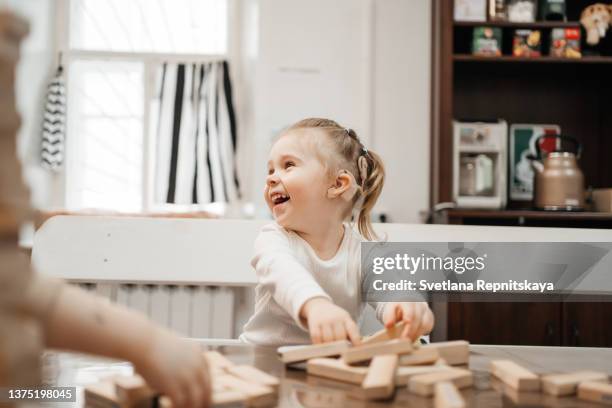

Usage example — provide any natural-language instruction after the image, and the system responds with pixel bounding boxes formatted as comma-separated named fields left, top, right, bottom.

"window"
left=69, top=0, right=227, bottom=54
left=63, top=0, right=228, bottom=211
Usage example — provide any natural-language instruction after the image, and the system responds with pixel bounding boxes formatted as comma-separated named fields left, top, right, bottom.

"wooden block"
left=212, top=390, right=248, bottom=407
left=278, top=340, right=350, bottom=364
left=399, top=347, right=440, bottom=366
left=542, top=371, right=608, bottom=396
left=408, top=368, right=473, bottom=397
left=342, top=339, right=413, bottom=365
left=422, top=341, right=469, bottom=366
left=361, top=354, right=398, bottom=400
left=490, top=360, right=540, bottom=392
left=84, top=381, right=120, bottom=408
left=434, top=381, right=466, bottom=408
left=114, top=375, right=156, bottom=407
left=577, top=381, right=612, bottom=405
left=203, top=350, right=234, bottom=370
left=215, top=374, right=276, bottom=407
left=307, top=358, right=369, bottom=384
left=490, top=377, right=544, bottom=406
left=361, top=321, right=407, bottom=344
left=395, top=365, right=453, bottom=386
left=225, top=365, right=280, bottom=390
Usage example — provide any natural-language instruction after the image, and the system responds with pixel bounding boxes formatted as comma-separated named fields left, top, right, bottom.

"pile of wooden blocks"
left=279, top=322, right=612, bottom=406
left=84, top=351, right=279, bottom=407
left=278, top=323, right=472, bottom=406
left=490, top=359, right=612, bottom=405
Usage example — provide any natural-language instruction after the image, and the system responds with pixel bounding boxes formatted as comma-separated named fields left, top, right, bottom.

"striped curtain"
left=152, top=61, right=240, bottom=204
left=41, top=72, right=66, bottom=171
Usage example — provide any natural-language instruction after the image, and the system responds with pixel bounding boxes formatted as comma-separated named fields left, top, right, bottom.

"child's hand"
left=301, top=298, right=361, bottom=345
left=135, top=328, right=211, bottom=408
left=382, top=302, right=434, bottom=341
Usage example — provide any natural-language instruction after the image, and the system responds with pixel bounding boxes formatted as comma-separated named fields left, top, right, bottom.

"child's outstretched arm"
left=380, top=302, right=435, bottom=341
left=300, top=297, right=361, bottom=345
left=31, top=281, right=211, bottom=408
left=252, top=225, right=361, bottom=344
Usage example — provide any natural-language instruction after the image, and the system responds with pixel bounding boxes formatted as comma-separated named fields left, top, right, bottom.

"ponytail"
left=357, top=150, right=385, bottom=241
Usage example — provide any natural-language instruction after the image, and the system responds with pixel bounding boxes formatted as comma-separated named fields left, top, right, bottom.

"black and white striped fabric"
left=41, top=74, right=66, bottom=171
left=153, top=61, right=240, bottom=204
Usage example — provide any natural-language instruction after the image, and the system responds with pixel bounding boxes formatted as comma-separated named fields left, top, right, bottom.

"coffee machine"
left=453, top=120, right=508, bottom=209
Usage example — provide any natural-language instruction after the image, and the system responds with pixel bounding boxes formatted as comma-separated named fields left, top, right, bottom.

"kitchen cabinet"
left=430, top=0, right=612, bottom=347
left=443, top=302, right=612, bottom=347
left=430, top=0, right=612, bottom=209
left=447, top=302, right=562, bottom=346
left=562, top=303, right=612, bottom=347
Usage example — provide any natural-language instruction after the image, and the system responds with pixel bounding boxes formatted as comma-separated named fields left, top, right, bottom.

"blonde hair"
left=285, top=118, right=385, bottom=240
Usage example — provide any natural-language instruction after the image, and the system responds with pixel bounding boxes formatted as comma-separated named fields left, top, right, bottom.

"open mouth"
left=271, top=193, right=290, bottom=206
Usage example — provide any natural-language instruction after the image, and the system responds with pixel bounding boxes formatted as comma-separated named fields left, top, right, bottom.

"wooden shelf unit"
left=431, top=0, right=612, bottom=214
left=453, top=54, right=612, bottom=63
left=440, top=209, right=612, bottom=228
left=429, top=1, right=612, bottom=348
left=453, top=20, right=581, bottom=29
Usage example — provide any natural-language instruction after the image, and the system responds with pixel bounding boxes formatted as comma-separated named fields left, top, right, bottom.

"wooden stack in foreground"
left=84, top=351, right=279, bottom=407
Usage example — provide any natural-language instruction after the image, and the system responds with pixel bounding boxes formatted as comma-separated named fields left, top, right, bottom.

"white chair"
left=32, top=216, right=612, bottom=341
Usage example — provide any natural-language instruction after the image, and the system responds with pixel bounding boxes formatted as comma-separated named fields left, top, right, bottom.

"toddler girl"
left=241, top=118, right=434, bottom=346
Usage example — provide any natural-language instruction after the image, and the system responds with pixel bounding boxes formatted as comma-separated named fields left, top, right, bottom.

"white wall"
left=239, top=0, right=373, bottom=216
left=238, top=0, right=431, bottom=223
left=373, top=0, right=431, bottom=223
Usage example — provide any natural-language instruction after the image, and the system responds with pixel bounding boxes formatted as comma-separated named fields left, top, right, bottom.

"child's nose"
left=266, top=173, right=279, bottom=186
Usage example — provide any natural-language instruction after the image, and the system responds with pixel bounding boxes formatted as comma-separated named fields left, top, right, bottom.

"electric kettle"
left=529, top=135, right=585, bottom=211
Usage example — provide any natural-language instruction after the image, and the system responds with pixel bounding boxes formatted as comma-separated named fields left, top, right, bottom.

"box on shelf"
left=472, top=27, right=503, bottom=56
left=509, top=124, right=561, bottom=202
left=507, top=0, right=537, bottom=22
left=550, top=28, right=582, bottom=58
left=454, top=0, right=487, bottom=22
left=593, top=189, right=612, bottom=212
left=453, top=120, right=507, bottom=209
left=539, top=0, right=567, bottom=21
left=513, top=29, right=542, bottom=57
left=488, top=0, right=507, bottom=21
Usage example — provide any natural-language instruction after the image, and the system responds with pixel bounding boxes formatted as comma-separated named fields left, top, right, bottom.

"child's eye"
left=284, top=161, right=295, bottom=169
left=267, top=168, right=274, bottom=175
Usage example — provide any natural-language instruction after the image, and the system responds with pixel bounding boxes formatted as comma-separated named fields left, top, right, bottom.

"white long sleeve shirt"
left=240, top=222, right=386, bottom=346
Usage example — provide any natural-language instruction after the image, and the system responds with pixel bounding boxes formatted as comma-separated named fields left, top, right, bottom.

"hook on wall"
left=57, top=51, right=64, bottom=75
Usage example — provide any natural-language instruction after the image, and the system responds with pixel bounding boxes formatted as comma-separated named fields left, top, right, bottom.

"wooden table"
left=43, top=343, right=612, bottom=407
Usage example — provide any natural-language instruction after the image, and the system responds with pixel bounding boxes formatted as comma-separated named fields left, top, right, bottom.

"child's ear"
left=327, top=170, right=358, bottom=201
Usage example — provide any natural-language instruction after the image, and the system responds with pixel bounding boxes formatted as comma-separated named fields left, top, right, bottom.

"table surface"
left=42, top=343, right=612, bottom=407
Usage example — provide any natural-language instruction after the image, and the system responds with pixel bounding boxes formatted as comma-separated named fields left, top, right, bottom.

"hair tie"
left=358, top=155, right=368, bottom=187
left=345, top=128, right=351, bottom=136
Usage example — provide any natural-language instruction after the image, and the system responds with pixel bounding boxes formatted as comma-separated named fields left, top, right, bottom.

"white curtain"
left=152, top=61, right=240, bottom=204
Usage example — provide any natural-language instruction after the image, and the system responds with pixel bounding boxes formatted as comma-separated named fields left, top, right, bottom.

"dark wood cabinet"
left=447, top=302, right=562, bottom=346
left=562, top=303, right=612, bottom=347
left=445, top=302, right=612, bottom=347
left=430, top=1, right=612, bottom=347
left=430, top=0, right=612, bottom=207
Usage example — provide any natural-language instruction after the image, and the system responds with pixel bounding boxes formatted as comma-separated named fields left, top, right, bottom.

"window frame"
left=56, top=0, right=237, bottom=212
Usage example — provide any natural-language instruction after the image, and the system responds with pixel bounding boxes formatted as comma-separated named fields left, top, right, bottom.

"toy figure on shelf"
left=580, top=3, right=611, bottom=46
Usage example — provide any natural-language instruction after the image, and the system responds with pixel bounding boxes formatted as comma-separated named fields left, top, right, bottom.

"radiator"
left=76, top=283, right=251, bottom=339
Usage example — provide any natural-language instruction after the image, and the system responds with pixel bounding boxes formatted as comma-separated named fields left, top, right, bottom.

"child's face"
left=265, top=130, right=332, bottom=231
